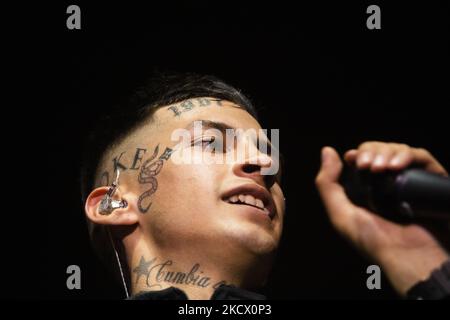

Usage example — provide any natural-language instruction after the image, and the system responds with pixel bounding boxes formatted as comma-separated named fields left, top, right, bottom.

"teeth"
left=227, top=193, right=267, bottom=213
left=255, top=199, right=264, bottom=209
left=244, top=195, right=256, bottom=206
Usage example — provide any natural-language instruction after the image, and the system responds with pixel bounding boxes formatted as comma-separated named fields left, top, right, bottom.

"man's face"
left=129, top=98, right=285, bottom=262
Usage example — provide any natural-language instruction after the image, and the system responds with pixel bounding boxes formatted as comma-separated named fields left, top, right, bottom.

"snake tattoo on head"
left=137, top=145, right=174, bottom=213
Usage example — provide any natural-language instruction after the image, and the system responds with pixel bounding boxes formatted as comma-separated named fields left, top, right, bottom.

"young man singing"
left=81, top=73, right=449, bottom=300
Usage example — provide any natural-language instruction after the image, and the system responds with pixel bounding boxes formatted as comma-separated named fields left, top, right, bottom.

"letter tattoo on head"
left=167, top=98, right=223, bottom=117
left=137, top=144, right=174, bottom=213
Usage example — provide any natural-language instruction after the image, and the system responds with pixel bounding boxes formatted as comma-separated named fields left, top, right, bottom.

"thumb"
left=316, top=146, right=343, bottom=186
left=316, top=146, right=357, bottom=235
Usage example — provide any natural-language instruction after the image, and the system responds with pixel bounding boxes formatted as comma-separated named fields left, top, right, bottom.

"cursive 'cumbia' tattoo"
left=137, top=145, right=173, bottom=213
left=132, top=255, right=229, bottom=290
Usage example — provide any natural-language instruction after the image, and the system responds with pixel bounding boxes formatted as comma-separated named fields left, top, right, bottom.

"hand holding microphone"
left=340, top=142, right=449, bottom=223
left=316, top=142, right=449, bottom=296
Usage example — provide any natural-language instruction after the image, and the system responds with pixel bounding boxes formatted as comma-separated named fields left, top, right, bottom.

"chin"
left=225, top=223, right=280, bottom=257
left=245, top=235, right=279, bottom=256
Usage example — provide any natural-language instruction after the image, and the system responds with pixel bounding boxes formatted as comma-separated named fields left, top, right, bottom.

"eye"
left=192, top=136, right=217, bottom=151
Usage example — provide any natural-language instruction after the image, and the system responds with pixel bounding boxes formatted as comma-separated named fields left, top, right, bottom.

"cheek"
left=140, top=163, right=228, bottom=248
left=148, top=162, right=225, bottom=221
left=272, top=184, right=286, bottom=220
left=163, top=162, right=220, bottom=192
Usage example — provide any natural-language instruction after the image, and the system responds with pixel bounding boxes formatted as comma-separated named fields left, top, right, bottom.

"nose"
left=232, top=147, right=277, bottom=189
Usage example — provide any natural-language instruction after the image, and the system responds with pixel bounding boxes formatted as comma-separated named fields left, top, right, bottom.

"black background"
left=5, top=1, right=449, bottom=299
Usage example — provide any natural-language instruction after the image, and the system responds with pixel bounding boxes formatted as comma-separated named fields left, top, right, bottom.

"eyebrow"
left=184, top=119, right=285, bottom=179
left=184, top=120, right=235, bottom=132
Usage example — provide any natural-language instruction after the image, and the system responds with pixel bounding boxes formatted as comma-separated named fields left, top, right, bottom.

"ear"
left=85, top=187, right=139, bottom=226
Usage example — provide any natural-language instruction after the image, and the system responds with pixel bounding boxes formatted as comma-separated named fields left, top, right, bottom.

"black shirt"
left=129, top=285, right=266, bottom=300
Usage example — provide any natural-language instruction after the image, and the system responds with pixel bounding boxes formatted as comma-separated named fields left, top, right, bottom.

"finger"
left=387, top=146, right=448, bottom=175
left=388, top=148, right=414, bottom=170
left=356, top=151, right=375, bottom=169
left=370, top=145, right=397, bottom=172
left=344, top=149, right=358, bottom=164
left=316, top=147, right=343, bottom=187
left=412, top=148, right=448, bottom=175
left=356, top=141, right=384, bottom=169
left=316, top=147, right=357, bottom=235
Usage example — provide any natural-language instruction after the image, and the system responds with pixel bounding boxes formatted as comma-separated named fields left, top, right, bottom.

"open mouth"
left=221, top=183, right=276, bottom=219
left=225, top=194, right=271, bottom=215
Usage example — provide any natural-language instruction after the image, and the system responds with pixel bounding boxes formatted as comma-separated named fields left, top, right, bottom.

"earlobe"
left=85, top=187, right=138, bottom=226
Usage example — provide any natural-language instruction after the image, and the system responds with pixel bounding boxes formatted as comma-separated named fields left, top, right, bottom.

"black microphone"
left=341, top=167, right=450, bottom=223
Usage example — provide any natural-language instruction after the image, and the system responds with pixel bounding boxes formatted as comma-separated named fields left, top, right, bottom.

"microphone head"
left=340, top=166, right=450, bottom=223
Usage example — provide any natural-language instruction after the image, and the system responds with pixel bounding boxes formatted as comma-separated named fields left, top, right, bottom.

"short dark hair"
left=80, top=72, right=258, bottom=204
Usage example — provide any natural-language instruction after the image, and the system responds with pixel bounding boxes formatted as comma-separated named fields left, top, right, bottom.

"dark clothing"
left=406, top=259, right=450, bottom=300
left=129, top=285, right=266, bottom=300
